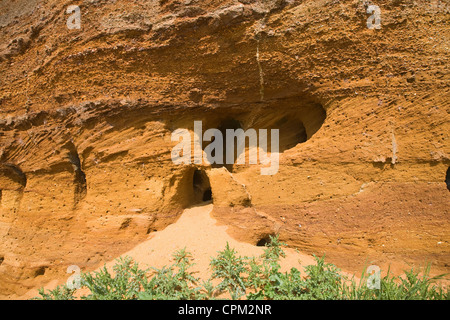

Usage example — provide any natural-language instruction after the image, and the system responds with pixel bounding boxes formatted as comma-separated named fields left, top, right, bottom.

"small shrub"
left=301, top=255, right=346, bottom=300
left=347, top=264, right=449, bottom=300
left=210, top=242, right=247, bottom=299
left=139, top=248, right=205, bottom=300
left=81, top=256, right=147, bottom=300
left=34, top=285, right=76, bottom=300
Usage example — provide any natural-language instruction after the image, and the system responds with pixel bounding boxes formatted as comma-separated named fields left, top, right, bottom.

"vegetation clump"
left=34, top=235, right=449, bottom=300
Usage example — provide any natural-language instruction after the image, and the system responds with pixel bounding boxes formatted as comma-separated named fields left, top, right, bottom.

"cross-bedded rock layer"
left=0, top=0, right=449, bottom=297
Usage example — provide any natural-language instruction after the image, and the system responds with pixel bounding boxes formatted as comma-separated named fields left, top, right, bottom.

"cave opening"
left=256, top=234, right=275, bottom=247
left=203, top=188, right=212, bottom=201
left=197, top=102, right=326, bottom=173
left=210, top=118, right=243, bottom=172
left=446, top=166, right=450, bottom=191
left=193, top=169, right=212, bottom=204
left=275, top=116, right=308, bottom=152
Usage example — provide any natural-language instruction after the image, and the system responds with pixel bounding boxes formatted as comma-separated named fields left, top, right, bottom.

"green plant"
left=33, top=236, right=449, bottom=301
left=34, top=285, right=76, bottom=300
left=346, top=264, right=449, bottom=300
left=247, top=235, right=293, bottom=300
left=300, top=255, right=346, bottom=300
left=210, top=242, right=248, bottom=299
left=139, top=248, right=205, bottom=300
left=81, top=256, right=147, bottom=300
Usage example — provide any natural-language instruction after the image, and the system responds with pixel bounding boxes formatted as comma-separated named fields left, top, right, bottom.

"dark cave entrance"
left=193, top=169, right=213, bottom=204
left=275, top=116, right=308, bottom=152
left=198, top=102, right=326, bottom=173
left=202, top=188, right=212, bottom=201
left=446, top=166, right=450, bottom=191
left=256, top=234, right=275, bottom=247
left=209, top=118, right=243, bottom=172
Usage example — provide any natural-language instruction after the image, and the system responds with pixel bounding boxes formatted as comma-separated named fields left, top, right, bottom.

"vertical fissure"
left=64, top=142, right=87, bottom=207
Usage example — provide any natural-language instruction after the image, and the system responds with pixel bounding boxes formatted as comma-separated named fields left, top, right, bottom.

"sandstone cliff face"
left=0, top=0, right=449, bottom=297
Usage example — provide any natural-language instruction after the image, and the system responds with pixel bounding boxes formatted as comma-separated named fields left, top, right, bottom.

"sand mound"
left=18, top=203, right=317, bottom=299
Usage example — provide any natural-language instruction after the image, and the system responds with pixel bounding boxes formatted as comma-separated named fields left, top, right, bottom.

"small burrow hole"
left=256, top=234, right=275, bottom=247
left=34, top=266, right=46, bottom=277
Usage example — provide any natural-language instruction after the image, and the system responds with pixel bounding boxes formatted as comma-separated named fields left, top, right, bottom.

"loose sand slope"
left=18, top=203, right=317, bottom=299
left=104, top=203, right=316, bottom=276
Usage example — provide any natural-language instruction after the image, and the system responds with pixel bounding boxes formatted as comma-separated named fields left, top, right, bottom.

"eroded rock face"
left=0, top=0, right=449, bottom=297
